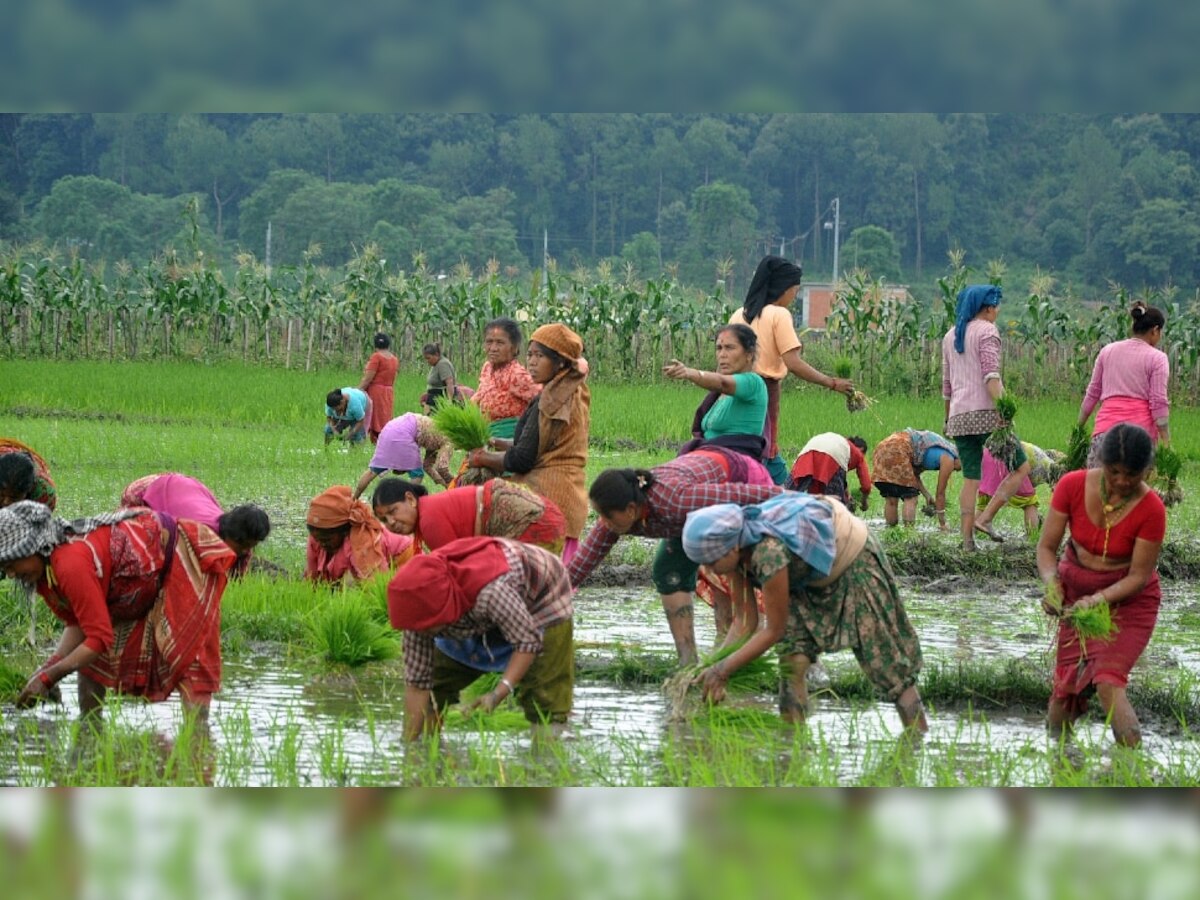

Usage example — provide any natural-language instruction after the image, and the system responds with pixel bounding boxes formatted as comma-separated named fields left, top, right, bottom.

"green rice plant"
left=985, top=393, right=1022, bottom=469
left=1065, top=421, right=1091, bottom=472
left=305, top=592, right=400, bottom=667
left=1154, top=444, right=1185, bottom=506
left=430, top=396, right=492, bottom=450
left=833, top=357, right=853, bottom=379
left=1067, top=600, right=1116, bottom=642
left=0, top=659, right=26, bottom=703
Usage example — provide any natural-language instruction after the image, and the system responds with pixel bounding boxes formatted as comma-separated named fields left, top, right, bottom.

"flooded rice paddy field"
left=4, top=574, right=1200, bottom=787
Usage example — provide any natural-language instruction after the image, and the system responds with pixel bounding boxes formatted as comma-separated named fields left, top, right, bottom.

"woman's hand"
left=662, top=359, right=693, bottom=382
left=1041, top=579, right=1065, bottom=617
left=16, top=673, right=57, bottom=708
left=830, top=377, right=853, bottom=394
left=1074, top=591, right=1109, bottom=611
left=695, top=663, right=729, bottom=705
left=463, top=689, right=504, bottom=717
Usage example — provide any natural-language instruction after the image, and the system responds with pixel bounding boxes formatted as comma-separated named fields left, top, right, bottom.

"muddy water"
left=3, top=582, right=1199, bottom=786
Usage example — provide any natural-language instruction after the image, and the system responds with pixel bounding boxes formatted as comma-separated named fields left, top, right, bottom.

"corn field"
left=4, top=242, right=1200, bottom=403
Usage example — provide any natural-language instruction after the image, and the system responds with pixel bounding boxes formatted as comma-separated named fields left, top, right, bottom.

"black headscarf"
left=742, top=256, right=803, bottom=324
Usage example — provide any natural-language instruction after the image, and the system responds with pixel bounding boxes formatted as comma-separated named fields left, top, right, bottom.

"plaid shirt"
left=404, top=539, right=573, bottom=689
left=567, top=453, right=782, bottom=586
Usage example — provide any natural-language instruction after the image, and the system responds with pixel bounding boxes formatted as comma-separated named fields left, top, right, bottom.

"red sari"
left=362, top=351, right=398, bottom=441
left=37, top=511, right=235, bottom=701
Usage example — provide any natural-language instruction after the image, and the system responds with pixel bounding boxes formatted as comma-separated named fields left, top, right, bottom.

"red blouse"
left=1051, top=469, right=1166, bottom=559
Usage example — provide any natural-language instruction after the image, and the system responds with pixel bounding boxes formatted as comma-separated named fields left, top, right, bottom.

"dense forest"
left=2, top=113, right=1200, bottom=300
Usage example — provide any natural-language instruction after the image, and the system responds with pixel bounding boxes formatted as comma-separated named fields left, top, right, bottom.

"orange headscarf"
left=306, top=485, right=389, bottom=577
left=387, top=536, right=510, bottom=632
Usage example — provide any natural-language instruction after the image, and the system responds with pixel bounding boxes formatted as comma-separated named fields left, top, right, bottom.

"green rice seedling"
left=0, top=660, right=26, bottom=703
left=305, top=592, right=400, bottom=667
left=985, top=393, right=1022, bottom=468
left=1067, top=600, right=1116, bottom=643
left=430, top=399, right=491, bottom=451
left=1065, top=421, right=1091, bottom=472
left=833, top=357, right=853, bottom=379
left=663, top=642, right=779, bottom=719
left=1153, top=444, right=1184, bottom=507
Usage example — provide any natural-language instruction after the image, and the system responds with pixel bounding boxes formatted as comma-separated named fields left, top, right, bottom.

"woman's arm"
left=463, top=650, right=537, bottom=715
left=352, top=468, right=378, bottom=500
left=662, top=359, right=738, bottom=396
left=17, top=625, right=100, bottom=707
left=358, top=355, right=379, bottom=391
left=780, top=348, right=852, bottom=394
left=716, top=566, right=759, bottom=651
left=698, top=567, right=788, bottom=703
left=403, top=685, right=438, bottom=741
left=1036, top=507, right=1069, bottom=615
left=1075, top=537, right=1162, bottom=610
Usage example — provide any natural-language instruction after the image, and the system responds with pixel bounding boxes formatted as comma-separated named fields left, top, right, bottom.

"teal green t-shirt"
left=701, top=372, right=768, bottom=439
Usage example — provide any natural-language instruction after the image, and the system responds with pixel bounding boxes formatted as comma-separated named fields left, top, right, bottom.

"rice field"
left=3, top=359, right=1200, bottom=787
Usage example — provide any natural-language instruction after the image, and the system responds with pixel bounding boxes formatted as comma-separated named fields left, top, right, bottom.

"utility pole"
left=542, top=228, right=549, bottom=292
left=823, top=197, right=840, bottom=284
left=265, top=221, right=272, bottom=276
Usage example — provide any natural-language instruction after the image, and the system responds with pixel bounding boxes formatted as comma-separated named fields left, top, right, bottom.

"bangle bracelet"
left=38, top=670, right=54, bottom=688
left=500, top=677, right=515, bottom=695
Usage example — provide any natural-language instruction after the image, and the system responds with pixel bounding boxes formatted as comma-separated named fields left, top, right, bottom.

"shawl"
left=953, top=284, right=1002, bottom=354
left=681, top=493, right=837, bottom=576
left=387, top=536, right=511, bottom=631
left=743, top=256, right=803, bottom=324
left=306, top=486, right=389, bottom=576
left=0, top=500, right=141, bottom=565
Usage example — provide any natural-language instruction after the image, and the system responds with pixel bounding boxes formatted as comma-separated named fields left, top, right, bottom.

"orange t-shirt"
left=729, top=305, right=803, bottom=381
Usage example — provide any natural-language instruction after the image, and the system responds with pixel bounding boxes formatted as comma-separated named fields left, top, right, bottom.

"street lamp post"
left=823, top=196, right=840, bottom=284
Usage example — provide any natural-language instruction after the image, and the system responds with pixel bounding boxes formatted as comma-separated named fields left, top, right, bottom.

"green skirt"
left=488, top=416, right=519, bottom=440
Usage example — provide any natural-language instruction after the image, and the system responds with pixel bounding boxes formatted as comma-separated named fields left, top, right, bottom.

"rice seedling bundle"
left=985, top=394, right=1022, bottom=469
left=305, top=593, right=400, bottom=667
left=1067, top=600, right=1116, bottom=646
left=663, top=643, right=779, bottom=720
left=844, top=388, right=876, bottom=414
left=430, top=400, right=491, bottom=451
left=1153, top=445, right=1185, bottom=507
left=1065, top=421, right=1091, bottom=472
left=833, top=357, right=853, bottom=379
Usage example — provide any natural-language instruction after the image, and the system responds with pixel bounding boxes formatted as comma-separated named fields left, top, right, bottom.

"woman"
left=871, top=429, right=960, bottom=530
left=664, top=323, right=770, bottom=465
left=942, top=284, right=1031, bottom=549
left=0, top=500, right=234, bottom=727
left=568, top=455, right=782, bottom=665
left=680, top=494, right=927, bottom=732
left=120, top=472, right=270, bottom=575
left=351, top=413, right=455, bottom=499
left=359, top=333, right=399, bottom=443
left=977, top=442, right=1065, bottom=537
left=729, top=256, right=853, bottom=484
left=324, top=387, right=372, bottom=445
left=388, top=536, right=574, bottom=742
left=0, top=437, right=57, bottom=510
left=1078, top=302, right=1170, bottom=467
left=471, top=317, right=541, bottom=440
left=788, top=433, right=872, bottom=512
left=1037, top=423, right=1166, bottom=749
left=373, top=477, right=567, bottom=556
left=421, top=342, right=459, bottom=413
left=468, top=323, right=590, bottom=558
left=304, top=486, right=413, bottom=584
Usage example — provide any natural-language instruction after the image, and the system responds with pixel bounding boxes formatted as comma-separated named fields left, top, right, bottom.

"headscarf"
left=0, top=500, right=141, bottom=565
left=530, top=323, right=585, bottom=368
left=681, top=493, right=837, bottom=577
left=743, top=256, right=803, bottom=324
left=306, top=485, right=389, bottom=576
left=387, top=536, right=511, bottom=631
left=953, top=285, right=1002, bottom=354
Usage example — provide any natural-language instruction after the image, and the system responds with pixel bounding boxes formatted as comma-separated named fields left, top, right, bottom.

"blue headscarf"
left=953, top=285, right=1002, bottom=354
left=681, top=493, right=837, bottom=579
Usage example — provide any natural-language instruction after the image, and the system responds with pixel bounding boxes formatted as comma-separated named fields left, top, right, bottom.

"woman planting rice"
left=728, top=256, right=853, bottom=484
left=0, top=438, right=56, bottom=510
left=568, top=455, right=781, bottom=665
left=1037, top=423, right=1166, bottom=749
left=977, top=442, right=1066, bottom=537
left=1077, top=302, right=1170, bottom=467
left=870, top=429, right=960, bottom=530
left=680, top=494, right=926, bottom=733
left=350, top=412, right=455, bottom=499
left=471, top=317, right=541, bottom=441
left=0, top=500, right=235, bottom=729
left=468, top=324, right=590, bottom=560
left=120, top=472, right=270, bottom=575
left=359, top=332, right=399, bottom=443
left=324, top=387, right=372, bottom=446
left=665, top=323, right=770, bottom=466
left=305, top=486, right=413, bottom=584
left=388, top=536, right=574, bottom=742
left=373, top=478, right=566, bottom=556
left=941, top=285, right=1031, bottom=549
left=789, top=433, right=872, bottom=512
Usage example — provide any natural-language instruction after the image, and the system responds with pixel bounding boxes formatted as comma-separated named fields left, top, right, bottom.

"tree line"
left=3, top=114, right=1200, bottom=300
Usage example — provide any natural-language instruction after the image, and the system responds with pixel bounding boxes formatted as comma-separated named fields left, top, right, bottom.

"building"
left=799, top=282, right=911, bottom=330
